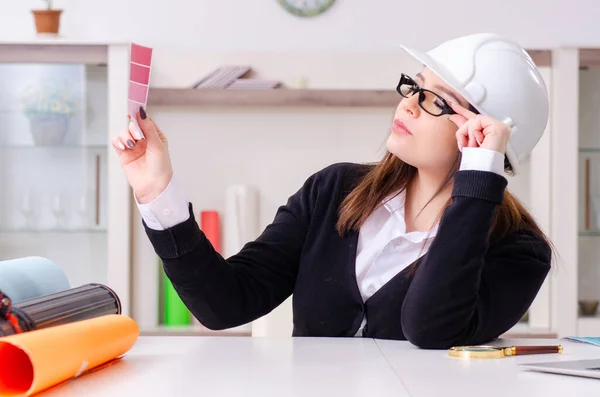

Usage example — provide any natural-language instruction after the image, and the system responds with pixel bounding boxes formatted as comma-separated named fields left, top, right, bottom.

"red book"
left=200, top=211, right=221, bottom=253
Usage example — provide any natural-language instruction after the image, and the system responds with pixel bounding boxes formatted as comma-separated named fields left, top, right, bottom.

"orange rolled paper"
left=0, top=314, right=139, bottom=397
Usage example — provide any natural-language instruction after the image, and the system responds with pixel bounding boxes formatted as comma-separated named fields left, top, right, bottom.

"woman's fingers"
left=113, top=108, right=165, bottom=160
left=451, top=104, right=480, bottom=150
left=136, top=107, right=162, bottom=145
left=120, top=127, right=137, bottom=149
left=148, top=116, right=168, bottom=146
left=467, top=118, right=484, bottom=147
left=455, top=122, right=469, bottom=152
left=456, top=118, right=486, bottom=150
left=449, top=101, right=477, bottom=120
left=449, top=113, right=469, bottom=129
left=111, top=127, right=137, bottom=154
left=129, top=120, right=144, bottom=140
left=112, top=136, right=125, bottom=151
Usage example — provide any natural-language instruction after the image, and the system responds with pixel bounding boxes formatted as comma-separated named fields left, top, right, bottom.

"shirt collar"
left=381, top=190, right=439, bottom=241
left=382, top=190, right=405, bottom=214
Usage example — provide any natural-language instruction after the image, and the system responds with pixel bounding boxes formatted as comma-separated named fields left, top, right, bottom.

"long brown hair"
left=336, top=152, right=550, bottom=252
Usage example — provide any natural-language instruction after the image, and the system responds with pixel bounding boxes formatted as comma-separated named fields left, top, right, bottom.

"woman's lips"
left=392, top=119, right=412, bottom=135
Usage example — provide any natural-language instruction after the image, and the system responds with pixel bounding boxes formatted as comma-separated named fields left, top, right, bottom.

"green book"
left=159, top=259, right=191, bottom=326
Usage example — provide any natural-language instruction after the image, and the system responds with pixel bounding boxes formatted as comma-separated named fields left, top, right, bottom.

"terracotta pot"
left=32, top=9, right=62, bottom=34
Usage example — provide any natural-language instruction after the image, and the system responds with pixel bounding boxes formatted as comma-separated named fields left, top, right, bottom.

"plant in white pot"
left=32, top=0, right=63, bottom=35
left=22, top=82, right=76, bottom=146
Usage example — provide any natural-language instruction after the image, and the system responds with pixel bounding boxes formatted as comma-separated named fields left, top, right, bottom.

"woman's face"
left=386, top=68, right=470, bottom=174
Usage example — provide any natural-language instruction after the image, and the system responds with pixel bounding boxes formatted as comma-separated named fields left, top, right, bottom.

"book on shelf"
left=191, top=65, right=282, bottom=90
left=192, top=66, right=251, bottom=88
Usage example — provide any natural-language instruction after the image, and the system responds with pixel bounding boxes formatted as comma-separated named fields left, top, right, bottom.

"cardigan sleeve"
left=142, top=171, right=320, bottom=330
left=400, top=170, right=552, bottom=349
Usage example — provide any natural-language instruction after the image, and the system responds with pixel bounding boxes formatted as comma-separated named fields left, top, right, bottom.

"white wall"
left=3, top=0, right=600, bottom=51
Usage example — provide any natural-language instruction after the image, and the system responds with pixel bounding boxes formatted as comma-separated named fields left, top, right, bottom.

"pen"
left=502, top=345, right=563, bottom=356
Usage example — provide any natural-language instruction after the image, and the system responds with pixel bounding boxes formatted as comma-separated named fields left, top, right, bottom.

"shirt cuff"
left=459, top=147, right=505, bottom=177
left=134, top=176, right=191, bottom=230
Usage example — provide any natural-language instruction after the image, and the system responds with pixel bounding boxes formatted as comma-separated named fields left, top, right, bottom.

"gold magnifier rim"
left=448, top=345, right=506, bottom=359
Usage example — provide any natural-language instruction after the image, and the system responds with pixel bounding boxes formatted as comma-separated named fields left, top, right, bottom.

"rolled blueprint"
left=224, top=185, right=260, bottom=258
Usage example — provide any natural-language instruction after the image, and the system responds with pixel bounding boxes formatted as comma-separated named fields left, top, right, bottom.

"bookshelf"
left=147, top=88, right=400, bottom=108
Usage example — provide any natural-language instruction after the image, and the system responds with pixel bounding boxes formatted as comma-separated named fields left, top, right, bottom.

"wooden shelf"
left=147, top=88, right=399, bottom=108
left=579, top=231, right=600, bottom=237
left=0, top=43, right=109, bottom=64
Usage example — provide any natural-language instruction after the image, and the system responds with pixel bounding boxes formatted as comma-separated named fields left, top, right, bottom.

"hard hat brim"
left=398, top=44, right=477, bottom=106
left=398, top=44, right=520, bottom=175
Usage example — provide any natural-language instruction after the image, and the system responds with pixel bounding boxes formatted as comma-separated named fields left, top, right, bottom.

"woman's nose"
left=400, top=92, right=420, bottom=118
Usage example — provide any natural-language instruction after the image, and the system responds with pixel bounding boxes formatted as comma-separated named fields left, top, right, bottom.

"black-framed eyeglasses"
left=396, top=73, right=456, bottom=117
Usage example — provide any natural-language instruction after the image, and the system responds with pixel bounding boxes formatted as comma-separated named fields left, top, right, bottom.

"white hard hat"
left=399, top=33, right=549, bottom=175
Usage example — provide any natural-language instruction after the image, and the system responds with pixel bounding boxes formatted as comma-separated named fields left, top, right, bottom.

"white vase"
left=27, top=113, right=69, bottom=146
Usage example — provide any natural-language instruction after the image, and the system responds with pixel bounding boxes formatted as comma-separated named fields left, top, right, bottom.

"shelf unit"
left=0, top=40, right=132, bottom=316
left=576, top=54, right=600, bottom=334
left=147, top=88, right=400, bottom=108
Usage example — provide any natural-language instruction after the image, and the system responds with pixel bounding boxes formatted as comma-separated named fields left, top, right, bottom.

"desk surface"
left=377, top=338, right=600, bottom=397
left=39, top=337, right=599, bottom=397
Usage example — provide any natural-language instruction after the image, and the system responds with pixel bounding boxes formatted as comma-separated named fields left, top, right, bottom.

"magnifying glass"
left=448, top=345, right=563, bottom=359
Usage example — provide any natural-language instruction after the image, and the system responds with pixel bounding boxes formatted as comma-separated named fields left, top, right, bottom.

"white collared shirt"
left=353, top=188, right=439, bottom=336
left=136, top=147, right=505, bottom=335
left=356, top=189, right=438, bottom=302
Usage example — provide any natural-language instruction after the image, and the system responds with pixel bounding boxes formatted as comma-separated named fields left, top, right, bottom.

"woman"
left=113, top=33, right=552, bottom=348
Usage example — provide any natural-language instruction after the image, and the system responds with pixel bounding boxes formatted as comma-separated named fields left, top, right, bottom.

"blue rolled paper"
left=0, top=256, right=70, bottom=302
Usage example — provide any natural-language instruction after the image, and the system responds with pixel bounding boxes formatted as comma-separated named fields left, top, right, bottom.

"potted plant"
left=32, top=0, right=63, bottom=35
left=22, top=81, right=76, bottom=146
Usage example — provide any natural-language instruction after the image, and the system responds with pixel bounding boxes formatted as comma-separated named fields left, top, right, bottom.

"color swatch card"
left=128, top=43, right=153, bottom=127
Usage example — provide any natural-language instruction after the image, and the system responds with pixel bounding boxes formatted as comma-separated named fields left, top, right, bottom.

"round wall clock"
left=278, top=0, right=336, bottom=17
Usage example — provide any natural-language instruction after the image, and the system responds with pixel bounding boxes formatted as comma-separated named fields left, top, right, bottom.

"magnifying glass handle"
left=504, top=345, right=563, bottom=356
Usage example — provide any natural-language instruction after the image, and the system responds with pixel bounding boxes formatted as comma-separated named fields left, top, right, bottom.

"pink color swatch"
left=128, top=100, right=142, bottom=121
left=128, top=43, right=153, bottom=121
left=129, top=81, right=148, bottom=104
left=130, top=43, right=152, bottom=66
left=130, top=63, right=150, bottom=85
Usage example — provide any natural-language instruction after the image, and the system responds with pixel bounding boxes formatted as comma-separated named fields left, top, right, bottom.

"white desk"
left=39, top=337, right=409, bottom=397
left=38, top=337, right=599, bottom=397
left=377, top=338, right=600, bottom=397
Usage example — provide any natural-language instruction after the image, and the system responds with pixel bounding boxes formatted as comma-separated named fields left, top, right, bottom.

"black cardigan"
left=144, top=162, right=551, bottom=348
